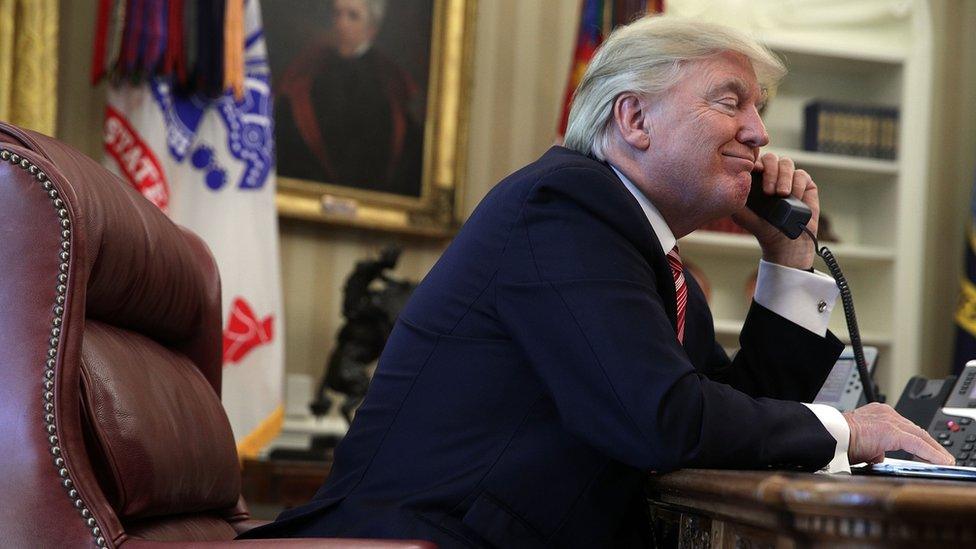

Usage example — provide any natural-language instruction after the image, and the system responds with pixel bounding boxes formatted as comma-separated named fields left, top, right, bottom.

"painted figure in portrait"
left=270, top=0, right=432, bottom=197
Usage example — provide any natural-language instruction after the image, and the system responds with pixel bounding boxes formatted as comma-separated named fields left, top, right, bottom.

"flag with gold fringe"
left=98, top=0, right=284, bottom=459
left=953, top=173, right=976, bottom=373
left=557, top=0, right=663, bottom=137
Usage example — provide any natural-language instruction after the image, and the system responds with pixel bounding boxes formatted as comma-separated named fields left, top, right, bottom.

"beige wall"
left=52, top=1, right=976, bottom=384
left=57, top=0, right=100, bottom=158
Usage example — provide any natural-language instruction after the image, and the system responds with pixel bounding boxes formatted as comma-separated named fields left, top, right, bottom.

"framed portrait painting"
left=263, top=0, right=476, bottom=237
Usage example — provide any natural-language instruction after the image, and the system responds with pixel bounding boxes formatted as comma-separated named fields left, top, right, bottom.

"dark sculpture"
left=310, top=245, right=416, bottom=424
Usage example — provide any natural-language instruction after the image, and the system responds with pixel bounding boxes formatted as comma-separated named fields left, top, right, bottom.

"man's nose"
left=737, top=105, right=769, bottom=148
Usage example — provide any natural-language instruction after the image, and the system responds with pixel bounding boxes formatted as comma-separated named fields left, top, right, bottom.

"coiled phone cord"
left=801, top=226, right=879, bottom=404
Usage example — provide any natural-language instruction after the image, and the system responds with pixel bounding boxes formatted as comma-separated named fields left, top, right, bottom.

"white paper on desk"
left=853, top=458, right=976, bottom=480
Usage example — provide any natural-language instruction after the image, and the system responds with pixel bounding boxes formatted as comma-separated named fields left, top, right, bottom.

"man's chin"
left=731, top=173, right=751, bottom=205
left=705, top=196, right=746, bottom=223
left=700, top=174, right=752, bottom=220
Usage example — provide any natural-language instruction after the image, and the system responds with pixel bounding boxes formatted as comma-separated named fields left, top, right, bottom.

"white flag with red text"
left=102, top=0, right=283, bottom=458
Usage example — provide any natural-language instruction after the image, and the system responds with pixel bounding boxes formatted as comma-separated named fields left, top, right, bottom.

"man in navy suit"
left=245, top=15, right=952, bottom=548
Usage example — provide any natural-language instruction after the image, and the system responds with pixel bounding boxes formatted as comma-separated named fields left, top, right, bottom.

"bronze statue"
left=310, top=245, right=416, bottom=423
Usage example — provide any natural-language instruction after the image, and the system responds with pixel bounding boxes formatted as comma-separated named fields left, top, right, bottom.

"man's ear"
left=612, top=92, right=651, bottom=151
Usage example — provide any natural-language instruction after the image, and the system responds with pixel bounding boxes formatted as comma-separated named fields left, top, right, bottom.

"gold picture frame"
left=269, top=0, right=476, bottom=238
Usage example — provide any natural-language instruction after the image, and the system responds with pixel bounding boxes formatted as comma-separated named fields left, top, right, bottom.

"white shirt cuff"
left=753, top=259, right=840, bottom=337
left=803, top=403, right=851, bottom=473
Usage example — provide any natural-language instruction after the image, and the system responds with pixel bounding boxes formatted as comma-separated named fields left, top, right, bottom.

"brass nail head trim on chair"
left=0, top=146, right=108, bottom=548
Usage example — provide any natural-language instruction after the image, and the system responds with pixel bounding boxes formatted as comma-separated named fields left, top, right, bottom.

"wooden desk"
left=240, top=459, right=976, bottom=544
left=647, top=469, right=976, bottom=549
left=646, top=469, right=976, bottom=547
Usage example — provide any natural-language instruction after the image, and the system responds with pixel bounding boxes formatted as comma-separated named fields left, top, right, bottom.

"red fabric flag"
left=557, top=0, right=663, bottom=137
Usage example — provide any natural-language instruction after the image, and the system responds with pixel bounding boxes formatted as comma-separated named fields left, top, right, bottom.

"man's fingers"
left=776, top=157, right=794, bottom=196
left=893, top=420, right=944, bottom=457
left=910, top=424, right=951, bottom=459
left=887, top=410, right=953, bottom=464
left=792, top=168, right=811, bottom=199
left=887, top=411, right=953, bottom=462
left=848, top=404, right=956, bottom=466
left=760, top=153, right=779, bottom=194
left=900, top=433, right=955, bottom=465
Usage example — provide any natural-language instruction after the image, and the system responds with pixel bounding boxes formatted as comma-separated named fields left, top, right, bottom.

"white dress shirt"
left=611, top=166, right=850, bottom=473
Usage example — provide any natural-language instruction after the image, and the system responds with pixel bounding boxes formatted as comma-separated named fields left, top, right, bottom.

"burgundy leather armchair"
left=0, top=122, right=434, bottom=549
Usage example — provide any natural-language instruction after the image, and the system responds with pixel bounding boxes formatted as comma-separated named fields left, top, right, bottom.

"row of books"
left=803, top=101, right=899, bottom=160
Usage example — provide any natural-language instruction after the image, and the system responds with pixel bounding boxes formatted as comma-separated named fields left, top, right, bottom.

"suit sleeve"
left=495, top=170, right=840, bottom=472
left=702, top=301, right=844, bottom=402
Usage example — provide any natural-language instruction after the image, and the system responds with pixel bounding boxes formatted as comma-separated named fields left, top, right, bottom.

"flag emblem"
left=223, top=297, right=274, bottom=364
left=104, top=105, right=171, bottom=211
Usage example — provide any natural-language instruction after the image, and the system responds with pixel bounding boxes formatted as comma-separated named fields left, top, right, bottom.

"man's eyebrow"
left=709, top=78, right=749, bottom=98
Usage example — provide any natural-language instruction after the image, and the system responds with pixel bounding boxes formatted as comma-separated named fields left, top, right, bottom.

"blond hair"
left=563, top=16, right=785, bottom=160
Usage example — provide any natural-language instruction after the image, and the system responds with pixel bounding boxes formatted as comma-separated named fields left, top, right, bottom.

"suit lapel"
left=644, top=222, right=678, bottom=333
left=544, top=148, right=679, bottom=333
left=602, top=165, right=678, bottom=332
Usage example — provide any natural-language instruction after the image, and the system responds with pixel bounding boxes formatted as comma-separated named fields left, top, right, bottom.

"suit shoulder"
left=469, top=147, right=648, bottom=245
left=523, top=147, right=617, bottom=186
left=489, top=147, right=620, bottom=204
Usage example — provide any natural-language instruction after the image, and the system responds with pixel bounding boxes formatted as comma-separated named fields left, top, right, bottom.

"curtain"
left=0, top=0, right=58, bottom=134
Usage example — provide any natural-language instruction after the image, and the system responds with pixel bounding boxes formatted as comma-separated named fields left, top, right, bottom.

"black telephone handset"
left=745, top=170, right=812, bottom=240
left=890, top=362, right=976, bottom=465
left=747, top=168, right=880, bottom=405
left=745, top=168, right=882, bottom=409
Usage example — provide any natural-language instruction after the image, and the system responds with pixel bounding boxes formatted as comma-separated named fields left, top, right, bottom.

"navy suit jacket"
left=243, top=147, right=844, bottom=547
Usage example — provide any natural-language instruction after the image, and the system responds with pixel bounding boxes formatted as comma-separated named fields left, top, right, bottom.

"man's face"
left=638, top=51, right=769, bottom=224
left=332, top=0, right=377, bottom=57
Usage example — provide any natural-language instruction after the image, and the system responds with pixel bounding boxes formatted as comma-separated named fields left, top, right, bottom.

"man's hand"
left=731, top=152, right=818, bottom=270
left=843, top=402, right=955, bottom=465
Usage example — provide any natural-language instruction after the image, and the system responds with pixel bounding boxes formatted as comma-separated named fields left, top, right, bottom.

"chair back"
left=0, top=122, right=249, bottom=547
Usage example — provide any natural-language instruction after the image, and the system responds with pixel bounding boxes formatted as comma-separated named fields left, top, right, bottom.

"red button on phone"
left=949, top=420, right=961, bottom=432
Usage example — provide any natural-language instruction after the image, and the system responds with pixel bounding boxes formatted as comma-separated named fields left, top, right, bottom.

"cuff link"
left=818, top=300, right=828, bottom=313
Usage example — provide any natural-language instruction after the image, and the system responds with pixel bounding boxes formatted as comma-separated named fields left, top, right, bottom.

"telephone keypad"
left=928, top=412, right=976, bottom=467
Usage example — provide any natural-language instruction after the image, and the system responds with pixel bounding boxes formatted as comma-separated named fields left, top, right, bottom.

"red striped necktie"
left=667, top=246, right=687, bottom=343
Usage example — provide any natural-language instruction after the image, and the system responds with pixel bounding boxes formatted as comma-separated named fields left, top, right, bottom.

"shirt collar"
left=610, top=165, right=677, bottom=253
